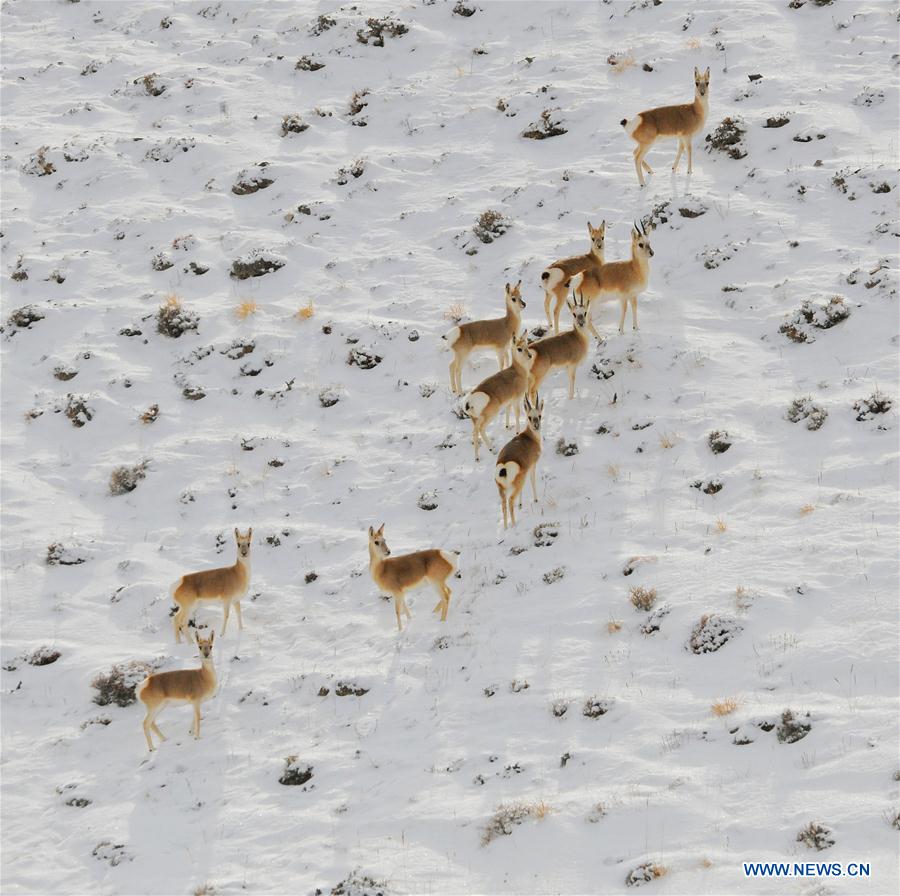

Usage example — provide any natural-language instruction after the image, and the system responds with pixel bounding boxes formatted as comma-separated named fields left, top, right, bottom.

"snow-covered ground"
left=1, top=1, right=898, bottom=894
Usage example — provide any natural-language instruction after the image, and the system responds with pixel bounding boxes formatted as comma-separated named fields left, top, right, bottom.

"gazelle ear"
left=505, top=282, right=511, bottom=292
left=587, top=220, right=593, bottom=233
left=377, top=523, right=385, bottom=534
left=209, top=631, right=215, bottom=644
left=516, top=279, right=522, bottom=289
left=599, top=220, right=606, bottom=233
left=694, top=66, right=699, bottom=78
left=705, top=67, right=710, bottom=79
left=234, top=527, right=239, bottom=539
left=247, top=527, right=252, bottom=538
left=194, top=630, right=201, bottom=645
left=368, top=526, right=374, bottom=537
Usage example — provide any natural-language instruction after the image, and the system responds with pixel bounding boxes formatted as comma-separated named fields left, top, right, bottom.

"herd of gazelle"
left=136, top=69, right=709, bottom=748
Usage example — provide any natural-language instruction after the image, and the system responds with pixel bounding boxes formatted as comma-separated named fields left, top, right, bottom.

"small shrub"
left=91, top=659, right=159, bottom=706
left=309, top=14, right=336, bottom=35
left=230, top=251, right=285, bottom=280
left=296, top=301, right=315, bottom=320
left=417, top=490, right=438, bottom=511
left=356, top=16, right=408, bottom=46
left=786, top=397, right=827, bottom=431
left=109, top=462, right=148, bottom=496
left=348, top=89, right=369, bottom=117
left=140, top=404, right=160, bottom=424
left=764, top=115, right=791, bottom=128
left=853, top=392, right=892, bottom=421
left=46, top=543, right=87, bottom=565
left=329, top=871, right=388, bottom=896
left=705, top=117, right=747, bottom=159
left=335, top=682, right=369, bottom=697
left=555, top=437, right=579, bottom=456
left=625, top=863, right=667, bottom=887
left=235, top=300, right=258, bottom=319
left=629, top=586, right=657, bottom=611
left=640, top=605, right=670, bottom=635
left=335, top=159, right=366, bottom=185
left=23, top=146, right=55, bottom=176
left=776, top=709, right=811, bottom=744
left=583, top=697, right=613, bottom=718
left=27, top=646, right=61, bottom=666
left=543, top=566, right=565, bottom=585
left=319, top=387, right=340, bottom=408
left=711, top=697, right=739, bottom=716
left=295, top=56, right=325, bottom=71
left=8, top=305, right=45, bottom=329
left=691, top=478, right=723, bottom=496
left=443, top=302, right=467, bottom=323
left=688, top=614, right=742, bottom=654
left=522, top=108, right=567, bottom=140
left=151, top=253, right=174, bottom=271
left=281, top=114, right=308, bottom=136
left=279, top=757, right=313, bottom=786
left=796, top=821, right=834, bottom=851
left=708, top=430, right=732, bottom=454
left=533, top=522, right=559, bottom=547
left=473, top=210, right=511, bottom=244
left=453, top=1, right=477, bottom=16
left=157, top=295, right=199, bottom=337
left=63, top=394, right=94, bottom=427
left=136, top=72, right=165, bottom=96
left=232, top=169, right=274, bottom=195
left=481, top=801, right=551, bottom=845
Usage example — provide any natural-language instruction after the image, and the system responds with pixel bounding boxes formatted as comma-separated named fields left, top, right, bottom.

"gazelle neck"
left=505, top=301, right=522, bottom=330
left=590, top=245, right=603, bottom=264
left=368, top=542, right=384, bottom=572
left=694, top=90, right=709, bottom=122
left=200, top=655, right=216, bottom=682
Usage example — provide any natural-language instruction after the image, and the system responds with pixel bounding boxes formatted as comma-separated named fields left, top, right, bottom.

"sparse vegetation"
left=625, top=863, right=667, bottom=887
left=707, top=430, right=732, bottom=454
left=780, top=296, right=851, bottom=342
left=91, top=659, right=159, bottom=706
left=295, top=55, right=325, bottom=72
left=62, top=394, right=94, bottom=427
left=279, top=757, right=314, bottom=786
left=629, top=586, right=657, bottom=611
left=356, top=16, right=408, bottom=46
left=786, top=397, right=828, bottom=431
left=853, top=392, right=892, bottom=421
left=7, top=305, right=45, bottom=329
left=522, top=108, right=567, bottom=140
left=705, top=117, right=747, bottom=158
left=777, top=709, right=811, bottom=744
left=481, top=801, right=552, bottom=845
left=109, top=461, right=148, bottom=496
left=583, top=697, right=613, bottom=718
left=796, top=821, right=835, bottom=851
left=281, top=113, right=309, bottom=136
left=473, top=210, right=511, bottom=244
left=297, top=302, right=315, bottom=320
left=712, top=697, right=739, bottom=716
left=157, top=295, right=199, bottom=337
left=688, top=614, right=742, bottom=654
left=235, top=300, right=258, bottom=319
left=231, top=251, right=285, bottom=280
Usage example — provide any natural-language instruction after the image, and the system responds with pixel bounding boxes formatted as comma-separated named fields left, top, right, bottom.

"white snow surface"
left=1, top=1, right=898, bottom=894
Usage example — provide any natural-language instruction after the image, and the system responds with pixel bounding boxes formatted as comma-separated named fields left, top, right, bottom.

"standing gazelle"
left=541, top=221, right=605, bottom=335
left=495, top=395, right=544, bottom=529
left=527, top=293, right=591, bottom=401
left=172, top=528, right=252, bottom=642
left=621, top=67, right=711, bottom=187
left=568, top=222, right=653, bottom=335
left=464, top=332, right=536, bottom=461
left=137, top=631, right=217, bottom=751
left=368, top=524, right=461, bottom=631
left=445, top=281, right=526, bottom=395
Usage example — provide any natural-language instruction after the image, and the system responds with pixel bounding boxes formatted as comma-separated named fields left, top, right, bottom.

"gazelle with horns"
left=495, top=395, right=544, bottom=529
left=567, top=221, right=653, bottom=335
left=621, top=67, right=711, bottom=186
left=541, top=221, right=606, bottom=336
left=526, top=293, right=591, bottom=401
left=444, top=281, right=526, bottom=395
left=368, top=524, right=461, bottom=631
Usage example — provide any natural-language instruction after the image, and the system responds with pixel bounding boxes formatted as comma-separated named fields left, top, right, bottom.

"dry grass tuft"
left=235, top=300, right=258, bottom=319
left=712, top=697, right=739, bottom=717
left=607, top=618, right=622, bottom=634
left=629, top=586, right=657, bottom=611
left=296, top=301, right=315, bottom=320
left=443, top=302, right=467, bottom=323
left=686, top=37, right=701, bottom=49
left=481, top=801, right=552, bottom=846
left=658, top=431, right=677, bottom=449
left=714, top=517, right=728, bottom=534
left=606, top=463, right=620, bottom=482
left=607, top=51, right=636, bottom=74
left=799, top=503, right=816, bottom=516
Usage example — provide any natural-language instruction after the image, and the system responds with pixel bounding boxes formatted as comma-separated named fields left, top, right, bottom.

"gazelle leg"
left=687, top=139, right=693, bottom=174
left=499, top=486, right=509, bottom=529
left=496, top=349, right=506, bottom=371
left=432, top=580, right=445, bottom=614
left=192, top=703, right=201, bottom=739
left=543, top=288, right=552, bottom=327
left=633, top=146, right=645, bottom=186
left=393, top=593, right=403, bottom=631
left=531, top=466, right=538, bottom=503
left=449, top=359, right=457, bottom=394
left=235, top=600, right=244, bottom=630
left=472, top=420, right=480, bottom=461
left=514, top=401, right=521, bottom=431
left=568, top=365, right=576, bottom=400
left=630, top=296, right=639, bottom=330
left=553, top=289, right=565, bottom=334
left=151, top=719, right=167, bottom=742
left=587, top=306, right=601, bottom=342
left=440, top=583, right=451, bottom=621
left=143, top=710, right=156, bottom=751
left=505, top=403, right=511, bottom=429
left=618, top=299, right=627, bottom=334
left=509, top=492, right=517, bottom=527
left=480, top=420, right=494, bottom=451
left=673, top=139, right=684, bottom=172
left=220, top=601, right=230, bottom=636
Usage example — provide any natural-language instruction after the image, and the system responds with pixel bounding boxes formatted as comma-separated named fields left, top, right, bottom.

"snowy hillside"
left=1, top=1, right=898, bottom=894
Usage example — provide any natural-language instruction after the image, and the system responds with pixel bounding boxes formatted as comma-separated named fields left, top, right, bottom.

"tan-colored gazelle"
left=445, top=281, right=527, bottom=395
left=464, top=331, right=537, bottom=461
left=495, top=394, right=544, bottom=529
left=368, top=524, right=461, bottom=631
left=172, top=528, right=252, bottom=642
left=568, top=221, right=653, bottom=335
left=527, top=293, right=591, bottom=401
left=621, top=67, right=711, bottom=187
left=137, top=630, right=217, bottom=751
left=541, top=221, right=605, bottom=335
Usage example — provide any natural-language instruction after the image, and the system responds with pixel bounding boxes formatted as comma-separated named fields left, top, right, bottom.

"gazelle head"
left=587, top=220, right=606, bottom=255
left=195, top=630, right=215, bottom=658
left=524, top=393, right=545, bottom=433
left=234, top=527, right=253, bottom=558
left=632, top=220, right=654, bottom=259
left=694, top=66, right=710, bottom=98
left=512, top=330, right=537, bottom=371
left=505, top=280, right=526, bottom=311
left=567, top=292, right=589, bottom=330
left=368, top=523, right=390, bottom=558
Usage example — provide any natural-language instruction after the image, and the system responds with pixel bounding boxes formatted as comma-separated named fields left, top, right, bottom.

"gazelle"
left=542, top=221, right=605, bottom=336
left=137, top=631, right=217, bottom=751
left=172, top=528, right=252, bottom=642
left=368, top=524, right=461, bottom=631
left=568, top=222, right=653, bottom=335
left=621, top=67, right=711, bottom=187
left=445, top=281, right=526, bottom=395
left=495, top=395, right=544, bottom=529
left=527, top=293, right=591, bottom=401
left=464, top=332, right=536, bottom=461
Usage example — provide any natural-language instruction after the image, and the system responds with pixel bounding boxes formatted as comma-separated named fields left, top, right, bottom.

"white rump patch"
left=495, top=461, right=521, bottom=488
left=465, top=391, right=490, bottom=418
